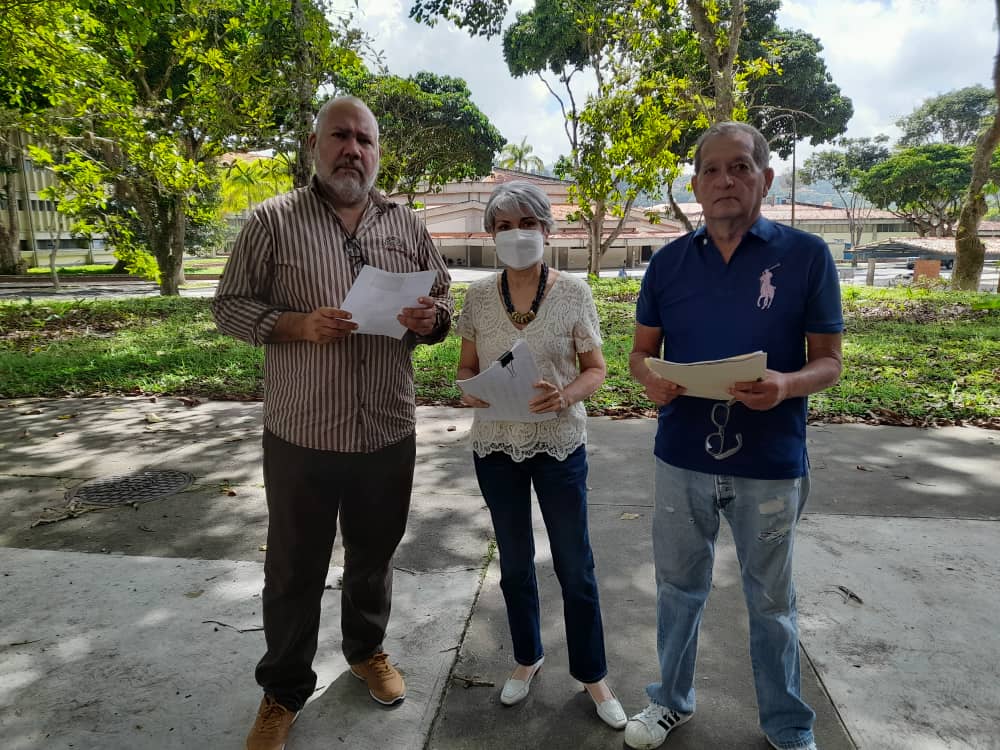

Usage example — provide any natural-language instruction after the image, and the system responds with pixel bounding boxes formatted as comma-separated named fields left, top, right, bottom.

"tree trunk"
left=155, top=198, right=187, bottom=296
left=48, top=229, right=61, bottom=290
left=666, top=181, right=694, bottom=232
left=291, top=0, right=314, bottom=188
left=686, top=0, right=745, bottom=122
left=953, top=0, right=1000, bottom=292
left=0, top=136, right=27, bottom=274
left=586, top=202, right=605, bottom=277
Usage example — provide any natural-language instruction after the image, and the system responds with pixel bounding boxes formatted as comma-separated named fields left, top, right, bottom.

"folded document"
left=645, top=351, right=767, bottom=401
left=457, top=340, right=557, bottom=422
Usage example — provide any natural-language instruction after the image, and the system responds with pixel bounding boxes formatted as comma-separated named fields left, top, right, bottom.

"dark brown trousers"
left=254, top=429, right=415, bottom=710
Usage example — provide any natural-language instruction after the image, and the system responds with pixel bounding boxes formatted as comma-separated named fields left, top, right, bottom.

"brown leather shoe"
left=350, top=651, right=406, bottom=705
left=245, top=694, right=297, bottom=750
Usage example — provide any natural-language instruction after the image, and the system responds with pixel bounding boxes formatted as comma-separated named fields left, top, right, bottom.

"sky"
left=331, top=0, right=997, bottom=175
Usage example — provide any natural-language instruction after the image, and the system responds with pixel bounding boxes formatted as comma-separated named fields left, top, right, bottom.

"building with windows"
left=1, top=131, right=112, bottom=268
left=649, top=199, right=919, bottom=261
left=390, top=169, right=684, bottom=270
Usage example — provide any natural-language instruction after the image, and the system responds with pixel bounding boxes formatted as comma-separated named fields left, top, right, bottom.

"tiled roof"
left=854, top=237, right=1000, bottom=257
left=648, top=202, right=901, bottom=222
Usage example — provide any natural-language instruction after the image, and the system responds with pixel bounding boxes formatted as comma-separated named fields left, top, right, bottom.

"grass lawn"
left=1, top=281, right=998, bottom=427
left=25, top=258, right=229, bottom=277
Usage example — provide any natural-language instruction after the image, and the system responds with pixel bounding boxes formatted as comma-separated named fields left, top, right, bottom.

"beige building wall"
left=3, top=131, right=112, bottom=267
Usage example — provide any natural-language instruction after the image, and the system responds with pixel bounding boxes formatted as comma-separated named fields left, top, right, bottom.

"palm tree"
left=498, top=137, right=544, bottom=173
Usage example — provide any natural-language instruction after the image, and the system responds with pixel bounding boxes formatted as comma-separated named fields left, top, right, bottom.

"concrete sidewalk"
left=1, top=397, right=997, bottom=750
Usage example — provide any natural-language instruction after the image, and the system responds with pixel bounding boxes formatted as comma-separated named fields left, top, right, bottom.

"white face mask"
left=494, top=229, right=544, bottom=270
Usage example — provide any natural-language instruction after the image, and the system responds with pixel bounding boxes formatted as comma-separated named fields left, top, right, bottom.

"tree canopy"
left=799, top=136, right=889, bottom=248
left=502, top=0, right=689, bottom=275
left=341, top=71, right=505, bottom=203
left=498, top=137, right=545, bottom=172
left=855, top=144, right=993, bottom=238
left=1, top=0, right=366, bottom=291
left=896, top=85, right=996, bottom=148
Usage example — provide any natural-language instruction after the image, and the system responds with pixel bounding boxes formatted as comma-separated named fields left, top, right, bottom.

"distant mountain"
left=521, top=166, right=854, bottom=210
left=632, top=172, right=851, bottom=209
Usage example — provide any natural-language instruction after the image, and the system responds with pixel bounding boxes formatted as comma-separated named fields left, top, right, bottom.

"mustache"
left=332, top=159, right=363, bottom=174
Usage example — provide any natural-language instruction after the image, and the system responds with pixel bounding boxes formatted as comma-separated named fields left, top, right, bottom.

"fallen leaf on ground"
left=185, top=590, right=204, bottom=598
left=620, top=512, right=641, bottom=520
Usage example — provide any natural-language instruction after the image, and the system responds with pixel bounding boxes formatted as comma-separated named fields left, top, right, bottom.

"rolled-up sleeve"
left=212, top=213, right=285, bottom=346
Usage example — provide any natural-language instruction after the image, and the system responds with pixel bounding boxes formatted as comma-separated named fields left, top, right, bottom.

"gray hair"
left=313, top=96, right=379, bottom=141
left=483, top=181, right=556, bottom=234
left=693, top=121, right=770, bottom=173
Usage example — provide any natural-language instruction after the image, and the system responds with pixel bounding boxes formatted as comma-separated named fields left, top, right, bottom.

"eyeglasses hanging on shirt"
left=345, top=236, right=367, bottom=277
left=704, top=398, right=743, bottom=460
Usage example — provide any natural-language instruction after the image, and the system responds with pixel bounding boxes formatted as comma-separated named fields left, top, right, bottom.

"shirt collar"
left=692, top=215, right=776, bottom=247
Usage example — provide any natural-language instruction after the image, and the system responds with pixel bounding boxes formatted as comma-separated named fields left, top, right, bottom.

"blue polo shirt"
left=636, top=217, right=843, bottom=479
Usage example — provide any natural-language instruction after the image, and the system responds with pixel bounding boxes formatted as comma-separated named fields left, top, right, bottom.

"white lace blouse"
left=454, top=272, right=603, bottom=461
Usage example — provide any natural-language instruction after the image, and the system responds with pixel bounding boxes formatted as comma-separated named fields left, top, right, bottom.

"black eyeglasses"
left=345, top=237, right=366, bottom=276
left=704, top=398, right=743, bottom=460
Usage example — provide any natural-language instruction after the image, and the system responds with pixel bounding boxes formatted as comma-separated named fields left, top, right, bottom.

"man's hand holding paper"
left=341, top=265, right=437, bottom=339
left=644, top=351, right=767, bottom=402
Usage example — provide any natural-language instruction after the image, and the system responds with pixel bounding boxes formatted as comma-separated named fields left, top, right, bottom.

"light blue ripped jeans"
left=647, top=458, right=816, bottom=750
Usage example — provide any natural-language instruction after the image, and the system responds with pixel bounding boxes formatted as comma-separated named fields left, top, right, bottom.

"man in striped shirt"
left=213, top=96, right=453, bottom=750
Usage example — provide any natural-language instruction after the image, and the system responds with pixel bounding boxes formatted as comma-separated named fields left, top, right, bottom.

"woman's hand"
left=529, top=379, right=568, bottom=413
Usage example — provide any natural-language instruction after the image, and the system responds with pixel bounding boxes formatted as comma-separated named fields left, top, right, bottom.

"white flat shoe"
left=587, top=686, right=627, bottom=729
left=500, top=656, right=544, bottom=706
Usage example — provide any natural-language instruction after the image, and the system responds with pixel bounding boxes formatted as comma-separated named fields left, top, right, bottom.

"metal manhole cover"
left=66, top=469, right=194, bottom=506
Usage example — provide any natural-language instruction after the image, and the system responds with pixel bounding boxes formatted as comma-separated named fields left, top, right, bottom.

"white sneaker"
left=499, top=656, right=544, bottom=706
left=624, top=702, right=693, bottom=749
left=767, top=738, right=817, bottom=750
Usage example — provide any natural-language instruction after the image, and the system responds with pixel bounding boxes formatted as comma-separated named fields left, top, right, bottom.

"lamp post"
left=767, top=113, right=797, bottom=228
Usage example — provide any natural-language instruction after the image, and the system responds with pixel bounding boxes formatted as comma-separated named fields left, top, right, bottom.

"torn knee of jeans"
left=758, top=498, right=787, bottom=515
left=758, top=526, right=790, bottom=543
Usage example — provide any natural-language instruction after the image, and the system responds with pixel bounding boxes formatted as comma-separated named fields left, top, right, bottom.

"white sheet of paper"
left=645, top=351, right=767, bottom=401
left=340, top=265, right=437, bottom=339
left=457, top=340, right=557, bottom=423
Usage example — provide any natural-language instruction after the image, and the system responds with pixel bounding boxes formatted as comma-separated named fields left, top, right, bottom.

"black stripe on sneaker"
left=658, top=711, right=685, bottom=731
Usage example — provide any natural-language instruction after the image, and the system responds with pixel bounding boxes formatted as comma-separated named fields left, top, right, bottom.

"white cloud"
left=778, top=0, right=995, bottom=160
left=336, top=0, right=997, bottom=173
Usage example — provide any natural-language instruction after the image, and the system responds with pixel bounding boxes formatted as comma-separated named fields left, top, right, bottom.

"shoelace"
left=258, top=699, right=291, bottom=735
left=369, top=653, right=394, bottom=678
left=637, top=703, right=670, bottom=723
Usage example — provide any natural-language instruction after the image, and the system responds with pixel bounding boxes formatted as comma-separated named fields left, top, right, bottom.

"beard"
left=322, top=163, right=377, bottom=206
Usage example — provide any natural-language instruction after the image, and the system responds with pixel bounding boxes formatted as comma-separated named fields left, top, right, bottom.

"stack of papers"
left=457, top=340, right=557, bottom=423
left=340, top=265, right=437, bottom=339
left=645, top=351, right=767, bottom=401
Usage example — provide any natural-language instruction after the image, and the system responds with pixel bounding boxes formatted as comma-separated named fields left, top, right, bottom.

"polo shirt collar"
left=692, top=215, right=776, bottom=247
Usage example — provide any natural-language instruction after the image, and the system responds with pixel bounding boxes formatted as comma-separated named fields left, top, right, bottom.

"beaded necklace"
left=500, top=263, right=548, bottom=325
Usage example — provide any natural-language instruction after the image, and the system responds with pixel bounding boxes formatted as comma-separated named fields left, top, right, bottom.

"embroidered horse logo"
left=757, top=264, right=780, bottom=309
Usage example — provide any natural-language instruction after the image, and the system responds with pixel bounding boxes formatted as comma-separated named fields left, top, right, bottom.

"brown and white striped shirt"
left=212, top=179, right=453, bottom=453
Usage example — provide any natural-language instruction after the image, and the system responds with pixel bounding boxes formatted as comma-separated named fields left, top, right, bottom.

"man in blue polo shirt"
left=624, top=122, right=843, bottom=750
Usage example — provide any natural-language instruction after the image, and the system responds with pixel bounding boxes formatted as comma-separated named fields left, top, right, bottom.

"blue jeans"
left=473, top=444, right=608, bottom=683
left=648, top=458, right=816, bottom=749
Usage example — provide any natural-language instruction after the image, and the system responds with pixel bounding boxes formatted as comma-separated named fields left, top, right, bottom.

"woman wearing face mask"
left=454, top=181, right=625, bottom=730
